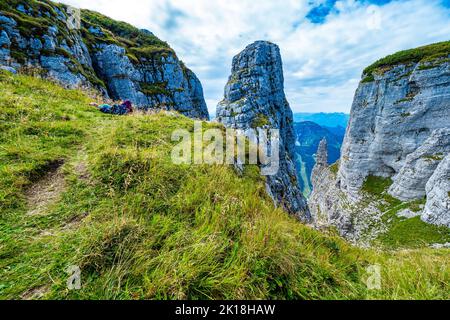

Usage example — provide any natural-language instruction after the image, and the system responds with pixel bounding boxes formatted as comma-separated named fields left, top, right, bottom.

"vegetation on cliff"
left=361, top=176, right=450, bottom=249
left=362, top=40, right=450, bottom=81
left=0, top=0, right=174, bottom=62
left=80, top=9, right=174, bottom=60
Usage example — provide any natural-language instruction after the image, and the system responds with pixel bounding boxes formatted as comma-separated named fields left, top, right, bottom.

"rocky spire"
left=216, top=41, right=310, bottom=222
left=315, top=138, right=328, bottom=166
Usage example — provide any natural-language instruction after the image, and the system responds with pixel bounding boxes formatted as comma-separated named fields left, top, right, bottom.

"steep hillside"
left=310, top=42, right=450, bottom=246
left=293, top=121, right=344, bottom=196
left=0, top=0, right=209, bottom=119
left=1, top=71, right=449, bottom=300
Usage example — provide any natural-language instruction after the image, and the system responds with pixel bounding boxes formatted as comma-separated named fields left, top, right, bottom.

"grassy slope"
left=0, top=72, right=448, bottom=300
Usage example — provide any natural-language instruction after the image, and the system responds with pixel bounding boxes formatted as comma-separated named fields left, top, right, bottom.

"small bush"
left=251, top=113, right=270, bottom=128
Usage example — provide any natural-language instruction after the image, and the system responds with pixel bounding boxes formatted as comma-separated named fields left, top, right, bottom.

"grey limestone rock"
left=389, top=128, right=450, bottom=201
left=397, top=208, right=421, bottom=219
left=315, top=138, right=328, bottom=167
left=40, top=55, right=86, bottom=88
left=338, top=60, right=450, bottom=199
left=42, top=35, right=56, bottom=51
left=0, top=30, right=11, bottom=64
left=93, top=44, right=146, bottom=105
left=93, top=44, right=209, bottom=119
left=0, top=65, right=17, bottom=74
left=422, top=153, right=450, bottom=227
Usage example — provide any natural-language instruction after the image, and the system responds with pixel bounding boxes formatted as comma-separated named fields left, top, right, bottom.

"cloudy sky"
left=60, top=0, right=450, bottom=115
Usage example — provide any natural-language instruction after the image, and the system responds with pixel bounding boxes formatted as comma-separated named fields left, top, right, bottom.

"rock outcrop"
left=315, top=138, right=328, bottom=167
left=216, top=41, right=310, bottom=222
left=338, top=55, right=450, bottom=199
left=0, top=0, right=208, bottom=119
left=310, top=42, right=450, bottom=241
left=422, top=154, right=450, bottom=227
left=388, top=128, right=450, bottom=201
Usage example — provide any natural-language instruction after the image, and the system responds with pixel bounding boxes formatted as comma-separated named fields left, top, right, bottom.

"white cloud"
left=60, top=0, right=450, bottom=115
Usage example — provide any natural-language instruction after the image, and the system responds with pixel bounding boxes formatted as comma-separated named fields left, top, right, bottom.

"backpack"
left=99, top=104, right=113, bottom=114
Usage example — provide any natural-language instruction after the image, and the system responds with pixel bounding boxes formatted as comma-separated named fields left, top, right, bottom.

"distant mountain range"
left=292, top=113, right=349, bottom=196
left=293, top=113, right=350, bottom=128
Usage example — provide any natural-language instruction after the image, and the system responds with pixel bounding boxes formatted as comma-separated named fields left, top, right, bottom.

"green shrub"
left=251, top=113, right=270, bottom=128
left=329, top=162, right=339, bottom=174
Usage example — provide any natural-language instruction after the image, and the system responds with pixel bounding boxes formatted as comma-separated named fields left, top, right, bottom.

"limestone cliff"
left=216, top=41, right=310, bottom=222
left=310, top=42, right=450, bottom=243
left=0, top=0, right=208, bottom=119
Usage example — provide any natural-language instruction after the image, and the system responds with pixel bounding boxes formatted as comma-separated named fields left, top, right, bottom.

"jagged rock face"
left=0, top=6, right=99, bottom=91
left=338, top=60, right=450, bottom=198
left=309, top=138, right=384, bottom=245
left=93, top=44, right=146, bottom=105
left=388, top=128, right=450, bottom=201
left=0, top=0, right=208, bottom=120
left=216, top=41, right=310, bottom=222
left=422, top=154, right=450, bottom=227
left=309, top=157, right=387, bottom=246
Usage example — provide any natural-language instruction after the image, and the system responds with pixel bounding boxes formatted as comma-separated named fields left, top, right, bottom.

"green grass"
left=362, top=41, right=450, bottom=81
left=423, top=153, right=444, bottom=161
left=138, top=82, right=172, bottom=97
left=0, top=72, right=449, bottom=300
left=329, top=162, right=339, bottom=175
left=378, top=215, right=450, bottom=249
left=80, top=9, right=170, bottom=50
left=0, top=1, right=58, bottom=37
left=361, top=176, right=450, bottom=249
left=361, top=74, right=375, bottom=83
left=362, top=175, right=396, bottom=199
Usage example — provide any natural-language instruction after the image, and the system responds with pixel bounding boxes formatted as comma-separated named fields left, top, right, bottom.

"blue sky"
left=60, top=0, right=450, bottom=115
